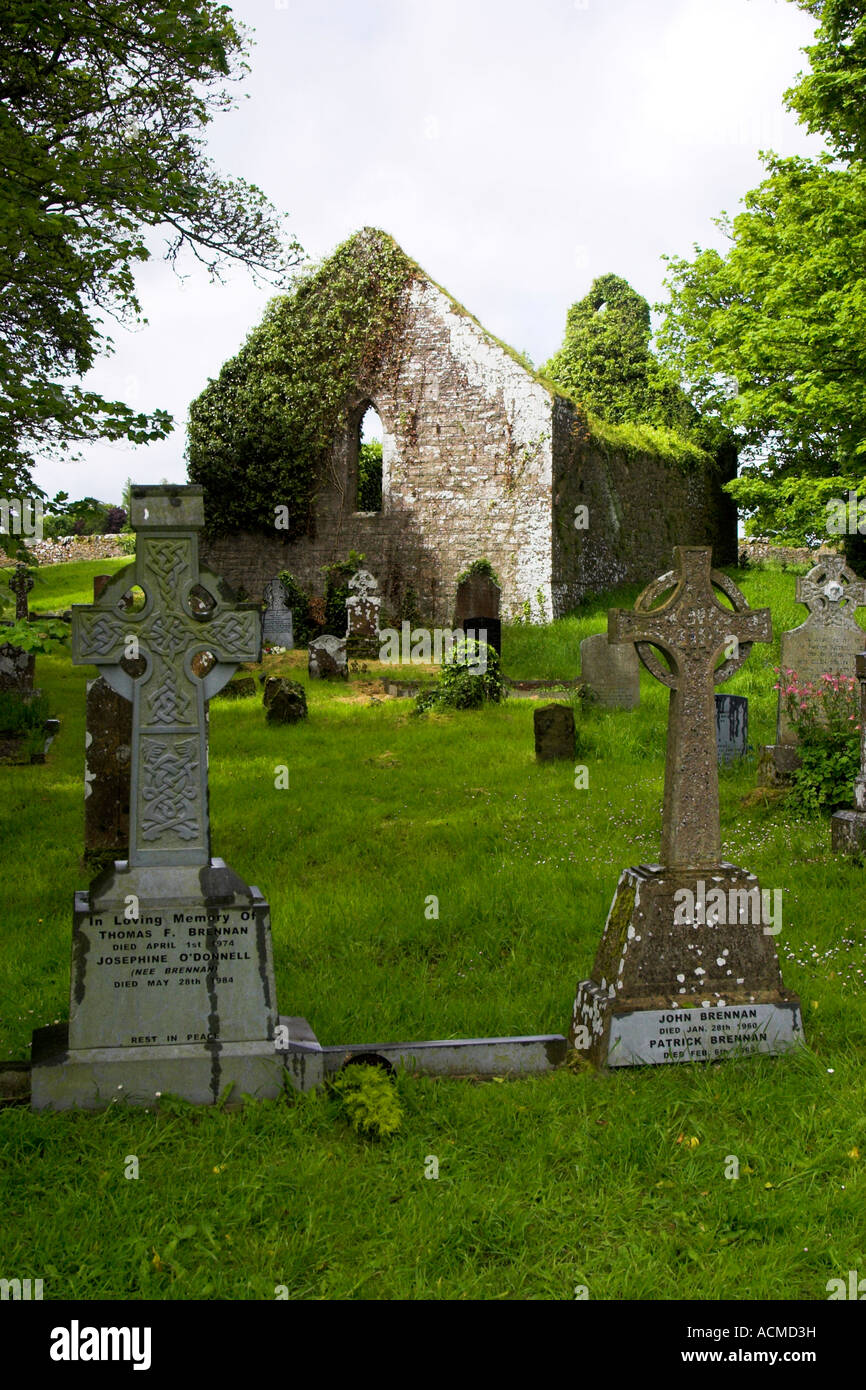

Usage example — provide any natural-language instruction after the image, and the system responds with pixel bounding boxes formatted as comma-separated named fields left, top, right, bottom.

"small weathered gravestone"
left=456, top=569, right=502, bottom=658
left=345, top=569, right=381, bottom=658
left=262, top=578, right=294, bottom=651
left=215, top=675, right=256, bottom=700
left=715, top=693, right=749, bottom=763
left=31, top=484, right=321, bottom=1109
left=534, top=703, right=575, bottom=762
left=571, top=548, right=803, bottom=1068
left=9, top=563, right=34, bottom=621
left=761, top=558, right=866, bottom=781
left=831, top=652, right=866, bottom=854
left=0, top=643, right=35, bottom=694
left=309, top=634, right=348, bottom=679
left=580, top=632, right=640, bottom=709
left=263, top=677, right=308, bottom=724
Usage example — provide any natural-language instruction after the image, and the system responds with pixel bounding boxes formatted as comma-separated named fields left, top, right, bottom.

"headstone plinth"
left=573, top=865, right=803, bottom=1067
left=32, top=485, right=320, bottom=1109
left=569, top=549, right=803, bottom=1068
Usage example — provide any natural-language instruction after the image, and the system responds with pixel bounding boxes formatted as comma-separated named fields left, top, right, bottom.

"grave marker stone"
left=580, top=632, right=639, bottom=709
left=31, top=484, right=321, bottom=1108
left=262, top=578, right=294, bottom=651
left=534, top=703, right=575, bottom=761
left=762, top=559, right=866, bottom=780
left=570, top=548, right=803, bottom=1067
left=345, top=569, right=380, bottom=658
left=309, top=634, right=348, bottom=679
left=0, top=643, right=35, bottom=694
left=715, top=693, right=749, bottom=763
left=9, top=563, right=33, bottom=621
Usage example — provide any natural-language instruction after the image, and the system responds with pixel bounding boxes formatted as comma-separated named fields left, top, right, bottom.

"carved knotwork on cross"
left=609, top=547, right=771, bottom=870
left=71, top=486, right=260, bottom=868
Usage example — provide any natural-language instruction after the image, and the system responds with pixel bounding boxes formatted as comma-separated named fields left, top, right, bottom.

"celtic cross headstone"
left=9, top=563, right=34, bottom=620
left=570, top=548, right=803, bottom=1068
left=31, top=485, right=322, bottom=1109
left=777, top=558, right=866, bottom=746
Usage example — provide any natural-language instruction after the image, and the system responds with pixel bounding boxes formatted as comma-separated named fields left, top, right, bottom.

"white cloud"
left=31, top=0, right=821, bottom=502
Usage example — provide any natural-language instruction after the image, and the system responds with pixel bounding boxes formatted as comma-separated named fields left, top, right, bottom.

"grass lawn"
left=1, top=558, right=865, bottom=1301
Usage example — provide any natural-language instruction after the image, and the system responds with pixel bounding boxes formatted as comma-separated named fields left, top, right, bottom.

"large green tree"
left=0, top=0, right=301, bottom=496
left=657, top=0, right=866, bottom=547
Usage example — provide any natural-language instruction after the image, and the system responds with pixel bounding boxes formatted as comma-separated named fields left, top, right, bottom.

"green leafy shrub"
left=415, top=638, right=507, bottom=712
left=0, top=691, right=49, bottom=738
left=779, top=668, right=860, bottom=814
left=330, top=1064, right=403, bottom=1140
left=358, top=441, right=383, bottom=511
left=321, top=551, right=365, bottom=637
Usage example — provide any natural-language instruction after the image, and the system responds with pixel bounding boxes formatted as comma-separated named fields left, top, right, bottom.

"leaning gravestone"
left=309, top=634, right=348, bottom=679
left=571, top=547, right=803, bottom=1067
left=715, top=693, right=749, bottom=764
left=455, top=570, right=501, bottom=657
left=534, top=704, right=575, bottom=762
left=31, top=484, right=317, bottom=1109
left=345, top=569, right=381, bottom=659
left=262, top=578, right=294, bottom=651
left=761, top=558, right=866, bottom=781
left=831, top=652, right=866, bottom=854
left=580, top=632, right=639, bottom=709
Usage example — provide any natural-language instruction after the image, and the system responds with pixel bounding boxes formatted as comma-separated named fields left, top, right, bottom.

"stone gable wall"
left=201, top=274, right=735, bottom=623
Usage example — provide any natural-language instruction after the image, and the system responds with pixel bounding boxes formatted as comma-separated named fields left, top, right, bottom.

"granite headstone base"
left=831, top=810, right=866, bottom=855
left=570, top=864, right=803, bottom=1068
left=30, top=858, right=322, bottom=1108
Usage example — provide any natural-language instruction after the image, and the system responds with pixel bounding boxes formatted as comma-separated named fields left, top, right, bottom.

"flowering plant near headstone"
left=777, top=667, right=860, bottom=814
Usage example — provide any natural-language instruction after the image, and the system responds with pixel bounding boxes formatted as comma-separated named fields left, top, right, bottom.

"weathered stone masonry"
left=200, top=239, right=735, bottom=623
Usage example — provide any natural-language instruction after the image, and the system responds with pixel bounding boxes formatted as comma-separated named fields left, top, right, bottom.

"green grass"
left=1, top=557, right=865, bottom=1300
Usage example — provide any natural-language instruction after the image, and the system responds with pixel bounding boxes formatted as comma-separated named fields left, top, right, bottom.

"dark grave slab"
left=454, top=572, right=500, bottom=628
left=462, top=616, right=502, bottom=658
left=534, top=703, right=575, bottom=761
left=263, top=677, right=308, bottom=723
left=715, top=693, right=748, bottom=763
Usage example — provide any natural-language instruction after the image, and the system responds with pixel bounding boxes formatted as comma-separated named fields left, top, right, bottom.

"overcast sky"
left=33, top=0, right=824, bottom=504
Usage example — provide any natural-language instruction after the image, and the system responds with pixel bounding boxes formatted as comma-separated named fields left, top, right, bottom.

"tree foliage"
left=0, top=0, right=300, bottom=494
left=542, top=274, right=725, bottom=453
left=657, top=0, right=866, bottom=547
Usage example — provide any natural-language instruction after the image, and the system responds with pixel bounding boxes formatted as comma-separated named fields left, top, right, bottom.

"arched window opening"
left=357, top=404, right=383, bottom=513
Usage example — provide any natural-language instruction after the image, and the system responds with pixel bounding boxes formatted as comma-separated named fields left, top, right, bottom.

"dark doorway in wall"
left=357, top=403, right=383, bottom=512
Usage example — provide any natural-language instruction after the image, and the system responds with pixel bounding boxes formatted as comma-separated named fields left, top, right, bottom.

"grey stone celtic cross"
left=795, top=556, right=866, bottom=628
left=71, top=486, right=260, bottom=868
left=609, top=547, right=771, bottom=870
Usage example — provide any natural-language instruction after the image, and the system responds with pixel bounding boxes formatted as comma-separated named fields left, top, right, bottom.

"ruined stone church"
left=193, top=229, right=736, bottom=622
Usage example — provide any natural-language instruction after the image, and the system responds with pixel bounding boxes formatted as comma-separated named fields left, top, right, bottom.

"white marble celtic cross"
left=609, top=548, right=771, bottom=870
left=71, top=486, right=260, bottom=868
